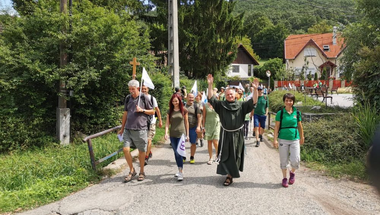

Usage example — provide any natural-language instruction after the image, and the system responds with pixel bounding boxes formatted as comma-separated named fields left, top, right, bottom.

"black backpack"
left=279, top=107, right=301, bottom=138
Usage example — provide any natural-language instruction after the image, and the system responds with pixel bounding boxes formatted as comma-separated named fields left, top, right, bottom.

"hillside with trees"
left=235, top=0, right=357, bottom=59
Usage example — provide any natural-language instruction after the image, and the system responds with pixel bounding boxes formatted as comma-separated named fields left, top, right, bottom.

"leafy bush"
left=268, top=90, right=323, bottom=112
left=0, top=116, right=56, bottom=153
left=0, top=1, right=155, bottom=150
left=301, top=114, right=364, bottom=163
left=352, top=102, right=380, bottom=149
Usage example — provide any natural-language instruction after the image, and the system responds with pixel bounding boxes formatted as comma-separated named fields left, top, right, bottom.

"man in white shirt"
left=142, top=85, right=163, bottom=165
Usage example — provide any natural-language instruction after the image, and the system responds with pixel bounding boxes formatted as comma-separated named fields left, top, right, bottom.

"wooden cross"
left=129, top=57, right=140, bottom=80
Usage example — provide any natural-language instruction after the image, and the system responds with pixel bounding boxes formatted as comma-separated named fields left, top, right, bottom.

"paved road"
left=21, top=132, right=380, bottom=215
left=315, top=93, right=354, bottom=108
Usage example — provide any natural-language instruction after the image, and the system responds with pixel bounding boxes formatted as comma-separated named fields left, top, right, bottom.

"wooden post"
left=129, top=57, right=140, bottom=80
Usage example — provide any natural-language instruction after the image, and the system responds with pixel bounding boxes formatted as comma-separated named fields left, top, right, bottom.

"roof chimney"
left=333, top=26, right=337, bottom=45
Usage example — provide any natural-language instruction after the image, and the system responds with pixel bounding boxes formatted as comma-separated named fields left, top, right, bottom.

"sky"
left=0, top=0, right=17, bottom=14
left=0, top=0, right=12, bottom=8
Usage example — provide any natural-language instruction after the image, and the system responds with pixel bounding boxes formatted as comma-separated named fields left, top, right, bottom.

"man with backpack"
left=185, top=93, right=202, bottom=164
left=251, top=86, right=269, bottom=147
left=118, top=80, right=154, bottom=182
left=141, top=85, right=163, bottom=165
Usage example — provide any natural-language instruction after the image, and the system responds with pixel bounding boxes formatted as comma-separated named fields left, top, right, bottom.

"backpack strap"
left=279, top=107, right=300, bottom=138
left=125, top=95, right=130, bottom=104
left=193, top=102, right=199, bottom=115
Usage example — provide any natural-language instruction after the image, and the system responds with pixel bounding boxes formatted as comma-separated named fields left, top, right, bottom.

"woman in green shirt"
left=273, top=93, right=304, bottom=188
left=165, top=94, right=189, bottom=181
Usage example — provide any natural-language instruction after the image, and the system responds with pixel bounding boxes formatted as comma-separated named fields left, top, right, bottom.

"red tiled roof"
left=284, top=33, right=345, bottom=60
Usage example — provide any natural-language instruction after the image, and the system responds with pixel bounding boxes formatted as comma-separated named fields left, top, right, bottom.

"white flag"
left=177, top=134, right=186, bottom=157
left=239, top=82, right=244, bottom=90
left=141, top=67, right=155, bottom=89
left=191, top=80, right=197, bottom=95
left=202, top=90, right=207, bottom=103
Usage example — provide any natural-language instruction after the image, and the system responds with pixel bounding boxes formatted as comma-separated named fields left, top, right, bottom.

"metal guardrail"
left=83, top=125, right=122, bottom=170
left=268, top=112, right=277, bottom=130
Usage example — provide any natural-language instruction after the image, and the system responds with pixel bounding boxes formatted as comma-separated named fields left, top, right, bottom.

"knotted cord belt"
left=215, top=124, right=244, bottom=164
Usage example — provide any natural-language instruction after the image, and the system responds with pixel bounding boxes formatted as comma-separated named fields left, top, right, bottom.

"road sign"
left=266, top=70, right=271, bottom=77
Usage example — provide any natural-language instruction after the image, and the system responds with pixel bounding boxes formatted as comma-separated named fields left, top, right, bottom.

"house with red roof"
left=284, top=27, right=346, bottom=80
left=227, top=44, right=260, bottom=79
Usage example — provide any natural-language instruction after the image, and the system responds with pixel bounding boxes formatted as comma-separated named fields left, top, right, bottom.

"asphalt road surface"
left=20, top=135, right=380, bottom=215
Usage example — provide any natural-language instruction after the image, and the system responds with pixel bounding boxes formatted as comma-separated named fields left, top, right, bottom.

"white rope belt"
left=215, top=124, right=244, bottom=164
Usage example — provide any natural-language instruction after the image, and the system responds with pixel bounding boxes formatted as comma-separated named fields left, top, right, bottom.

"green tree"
left=256, top=58, right=285, bottom=88
left=244, top=12, right=273, bottom=41
left=0, top=0, right=154, bottom=140
left=307, top=20, right=333, bottom=34
left=147, top=0, right=243, bottom=79
left=235, top=35, right=260, bottom=61
left=178, top=0, right=244, bottom=78
left=253, top=23, right=289, bottom=59
left=342, top=0, right=380, bottom=112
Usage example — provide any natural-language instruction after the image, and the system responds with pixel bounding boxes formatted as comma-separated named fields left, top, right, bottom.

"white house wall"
left=286, top=45, right=343, bottom=79
left=227, top=64, right=253, bottom=79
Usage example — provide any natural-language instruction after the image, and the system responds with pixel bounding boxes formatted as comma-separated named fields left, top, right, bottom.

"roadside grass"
left=0, top=124, right=166, bottom=213
left=303, top=159, right=368, bottom=182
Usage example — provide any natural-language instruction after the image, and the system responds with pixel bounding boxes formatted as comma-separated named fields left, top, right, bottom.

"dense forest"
left=233, top=0, right=357, bottom=58
left=235, top=0, right=357, bottom=32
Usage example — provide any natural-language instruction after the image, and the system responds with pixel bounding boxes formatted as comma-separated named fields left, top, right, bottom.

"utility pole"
left=57, top=0, right=70, bottom=145
left=168, top=0, right=180, bottom=88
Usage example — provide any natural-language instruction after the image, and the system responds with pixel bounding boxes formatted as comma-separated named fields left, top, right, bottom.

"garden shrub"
left=301, top=114, right=364, bottom=163
left=268, top=90, right=323, bottom=112
left=0, top=116, right=56, bottom=153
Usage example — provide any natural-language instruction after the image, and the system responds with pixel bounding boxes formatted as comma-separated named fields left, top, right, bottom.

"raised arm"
left=207, top=74, right=214, bottom=99
left=251, top=78, right=259, bottom=104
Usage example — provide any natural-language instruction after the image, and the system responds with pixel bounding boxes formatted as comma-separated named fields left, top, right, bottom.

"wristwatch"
left=143, top=109, right=145, bottom=113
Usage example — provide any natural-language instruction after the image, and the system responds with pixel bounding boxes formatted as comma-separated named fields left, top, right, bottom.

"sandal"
left=223, top=176, right=233, bottom=186
left=137, top=172, right=145, bottom=181
left=124, top=168, right=136, bottom=183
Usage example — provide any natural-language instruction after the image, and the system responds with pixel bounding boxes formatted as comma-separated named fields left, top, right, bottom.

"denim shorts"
left=189, top=126, right=197, bottom=144
left=254, top=114, right=267, bottom=128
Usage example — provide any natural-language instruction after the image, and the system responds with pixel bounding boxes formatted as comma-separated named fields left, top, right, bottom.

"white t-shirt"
left=147, top=94, right=158, bottom=124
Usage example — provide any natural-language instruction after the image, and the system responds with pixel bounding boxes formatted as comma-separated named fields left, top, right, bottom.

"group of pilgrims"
left=119, top=74, right=304, bottom=188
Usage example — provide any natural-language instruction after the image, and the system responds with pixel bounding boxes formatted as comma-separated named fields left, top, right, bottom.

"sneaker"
left=149, top=151, right=152, bottom=158
left=289, top=172, right=295, bottom=185
left=282, top=178, right=289, bottom=188
left=207, top=158, right=213, bottom=165
left=259, top=135, right=263, bottom=142
left=177, top=172, right=183, bottom=181
left=174, top=172, right=179, bottom=177
left=255, top=140, right=260, bottom=147
left=190, top=156, right=195, bottom=164
left=183, top=157, right=186, bottom=162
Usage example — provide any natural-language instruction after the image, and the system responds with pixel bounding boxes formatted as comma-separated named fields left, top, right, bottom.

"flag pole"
left=138, top=79, right=144, bottom=106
